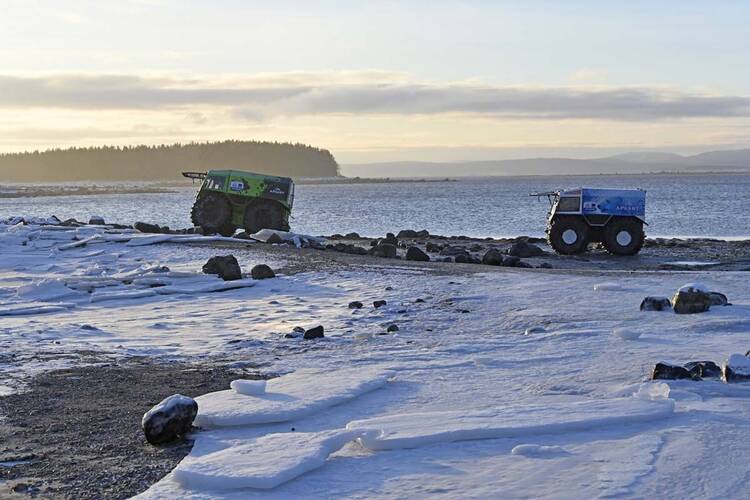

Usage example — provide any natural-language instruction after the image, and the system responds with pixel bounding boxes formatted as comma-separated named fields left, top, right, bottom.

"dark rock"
left=344, top=245, right=368, bottom=255
left=397, top=229, right=418, bottom=238
left=88, top=216, right=105, bottom=225
left=266, top=233, right=284, bottom=244
left=373, top=300, right=387, bottom=308
left=387, top=324, right=399, bottom=332
left=416, top=230, right=430, bottom=238
left=469, top=244, right=484, bottom=252
left=708, top=292, right=729, bottom=306
left=672, top=285, right=711, bottom=314
left=415, top=298, right=425, bottom=303
left=344, top=232, right=360, bottom=239
left=426, top=242, right=442, bottom=253
left=385, top=286, right=394, bottom=291
left=349, top=301, right=363, bottom=309
left=303, top=325, right=325, bottom=340
left=440, top=245, right=468, bottom=256
left=515, top=261, right=534, bottom=268
left=722, top=354, right=750, bottom=382
left=508, top=241, right=545, bottom=258
left=142, top=394, right=198, bottom=445
left=640, top=296, right=672, bottom=311
left=685, top=360, right=722, bottom=379
left=501, top=256, right=521, bottom=267
left=370, top=243, right=397, bottom=258
left=406, top=246, right=430, bottom=262
left=441, top=257, right=453, bottom=263
left=202, top=255, right=242, bottom=281
left=134, top=221, right=164, bottom=234
left=538, top=262, right=553, bottom=269
left=651, top=362, right=698, bottom=380
left=250, top=264, right=275, bottom=280
left=370, top=240, right=379, bottom=247
left=482, top=250, right=504, bottom=266
left=284, top=333, right=297, bottom=338
left=292, top=326, right=305, bottom=334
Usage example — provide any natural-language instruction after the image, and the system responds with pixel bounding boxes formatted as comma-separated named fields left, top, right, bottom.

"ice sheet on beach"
left=194, top=366, right=394, bottom=427
left=173, top=429, right=368, bottom=491
left=347, top=396, right=675, bottom=450
left=249, top=229, right=325, bottom=248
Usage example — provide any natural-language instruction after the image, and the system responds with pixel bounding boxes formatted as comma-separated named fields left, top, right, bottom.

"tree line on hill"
left=0, top=140, right=340, bottom=182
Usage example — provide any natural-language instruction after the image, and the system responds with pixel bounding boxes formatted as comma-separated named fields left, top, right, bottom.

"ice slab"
left=174, top=429, right=367, bottom=491
left=194, top=366, right=394, bottom=428
left=153, top=278, right=257, bottom=295
left=0, top=302, right=75, bottom=316
left=90, top=288, right=157, bottom=303
left=348, top=397, right=674, bottom=450
left=231, top=379, right=267, bottom=396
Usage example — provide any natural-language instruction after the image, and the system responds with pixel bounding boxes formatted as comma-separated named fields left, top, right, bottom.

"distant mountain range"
left=341, top=148, right=750, bottom=178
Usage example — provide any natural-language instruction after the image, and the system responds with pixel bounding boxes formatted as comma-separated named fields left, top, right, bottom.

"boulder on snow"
left=202, top=255, right=242, bottom=281
left=88, top=216, right=105, bottom=225
left=373, top=300, right=387, bottom=308
left=142, top=394, right=198, bottom=445
left=640, top=296, right=672, bottom=311
left=134, top=221, right=166, bottom=234
left=405, top=246, right=430, bottom=262
left=250, top=264, right=275, bottom=280
left=651, top=362, right=698, bottom=380
left=507, top=241, right=545, bottom=258
left=370, top=243, right=397, bottom=259
left=672, top=284, right=712, bottom=314
left=501, top=256, right=522, bottom=267
left=303, top=325, right=325, bottom=340
left=722, top=354, right=750, bottom=382
left=708, top=292, right=729, bottom=306
left=685, top=360, right=722, bottom=379
left=349, top=301, right=363, bottom=309
left=426, top=242, right=442, bottom=253
left=266, top=232, right=284, bottom=244
left=455, top=254, right=480, bottom=264
left=481, top=249, right=504, bottom=266
left=386, top=324, right=399, bottom=332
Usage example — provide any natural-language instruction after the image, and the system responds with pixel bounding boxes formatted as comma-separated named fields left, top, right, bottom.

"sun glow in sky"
left=2, top=0, right=749, bottom=162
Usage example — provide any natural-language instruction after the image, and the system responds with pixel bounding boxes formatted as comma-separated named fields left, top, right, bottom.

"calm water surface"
left=2, top=174, right=749, bottom=239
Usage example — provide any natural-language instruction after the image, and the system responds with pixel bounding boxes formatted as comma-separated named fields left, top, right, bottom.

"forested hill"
left=0, top=140, right=340, bottom=182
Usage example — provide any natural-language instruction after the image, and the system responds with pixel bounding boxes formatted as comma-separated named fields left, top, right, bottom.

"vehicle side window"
left=557, top=196, right=581, bottom=212
left=204, top=175, right=226, bottom=191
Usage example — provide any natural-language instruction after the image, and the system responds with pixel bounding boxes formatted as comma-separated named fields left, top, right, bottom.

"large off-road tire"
left=191, top=193, right=232, bottom=235
left=243, top=200, right=289, bottom=234
left=603, top=217, right=644, bottom=256
left=548, top=216, right=590, bottom=255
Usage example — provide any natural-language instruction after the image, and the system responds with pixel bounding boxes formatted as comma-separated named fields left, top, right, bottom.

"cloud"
left=1, top=72, right=749, bottom=122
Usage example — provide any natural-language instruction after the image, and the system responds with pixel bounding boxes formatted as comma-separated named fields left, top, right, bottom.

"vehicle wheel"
left=244, top=200, right=288, bottom=234
left=191, top=193, right=232, bottom=235
left=548, top=216, right=590, bottom=255
left=603, top=218, right=644, bottom=256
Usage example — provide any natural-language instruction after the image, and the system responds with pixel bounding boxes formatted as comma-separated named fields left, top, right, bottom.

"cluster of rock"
left=652, top=353, right=750, bottom=383
left=202, top=255, right=276, bottom=281
left=640, top=283, right=729, bottom=314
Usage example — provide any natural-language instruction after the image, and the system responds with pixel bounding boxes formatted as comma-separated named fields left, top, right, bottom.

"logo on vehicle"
left=229, top=180, right=246, bottom=191
left=268, top=187, right=285, bottom=195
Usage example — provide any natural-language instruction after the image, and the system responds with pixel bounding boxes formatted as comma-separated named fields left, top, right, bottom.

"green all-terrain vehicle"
left=183, top=170, right=294, bottom=236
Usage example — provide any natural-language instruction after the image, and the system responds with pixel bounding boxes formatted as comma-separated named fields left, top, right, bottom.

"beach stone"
left=344, top=232, right=360, bottom=239
left=454, top=254, right=477, bottom=264
left=481, top=250, right=504, bottom=266
left=266, top=233, right=284, bottom=244
left=250, top=264, right=275, bottom=280
left=88, top=216, right=105, bottom=225
left=142, top=394, right=198, bottom=445
left=672, top=285, right=712, bottom=314
left=373, top=300, right=387, bottom=308
left=292, top=326, right=305, bottom=334
left=708, top=292, right=729, bottom=306
left=515, top=261, right=534, bottom=268
left=397, top=229, right=419, bottom=238
left=508, top=241, right=545, bottom=258
left=387, top=324, right=399, bottom=332
left=426, top=242, right=442, bottom=252
left=502, top=256, right=521, bottom=267
left=370, top=243, right=397, bottom=259
left=440, top=245, right=468, bottom=256
left=406, top=246, right=430, bottom=262
left=202, top=255, right=242, bottom=281
left=651, top=362, right=697, bottom=380
left=134, top=221, right=164, bottom=234
left=685, top=360, right=722, bottom=379
left=640, top=296, right=672, bottom=311
left=722, top=354, right=750, bottom=382
left=538, top=262, right=553, bottom=269
left=303, top=325, right=325, bottom=340
left=348, top=301, right=363, bottom=309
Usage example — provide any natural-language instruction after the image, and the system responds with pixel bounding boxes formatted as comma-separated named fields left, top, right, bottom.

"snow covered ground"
left=4, top=221, right=750, bottom=498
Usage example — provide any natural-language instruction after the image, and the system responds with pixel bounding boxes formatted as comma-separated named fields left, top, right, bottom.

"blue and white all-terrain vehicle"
left=532, top=188, right=646, bottom=255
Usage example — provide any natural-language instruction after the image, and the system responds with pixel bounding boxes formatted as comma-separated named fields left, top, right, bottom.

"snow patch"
left=230, top=379, right=267, bottom=396
left=194, top=366, right=394, bottom=428
left=614, top=328, right=642, bottom=340
left=511, top=444, right=567, bottom=457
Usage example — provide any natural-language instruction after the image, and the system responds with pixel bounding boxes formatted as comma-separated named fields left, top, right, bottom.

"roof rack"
left=182, top=171, right=207, bottom=180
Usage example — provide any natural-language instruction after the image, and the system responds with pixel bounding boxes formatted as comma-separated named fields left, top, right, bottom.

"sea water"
left=2, top=173, right=749, bottom=239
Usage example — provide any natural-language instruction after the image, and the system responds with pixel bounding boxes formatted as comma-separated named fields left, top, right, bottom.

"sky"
left=1, top=0, right=749, bottom=163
